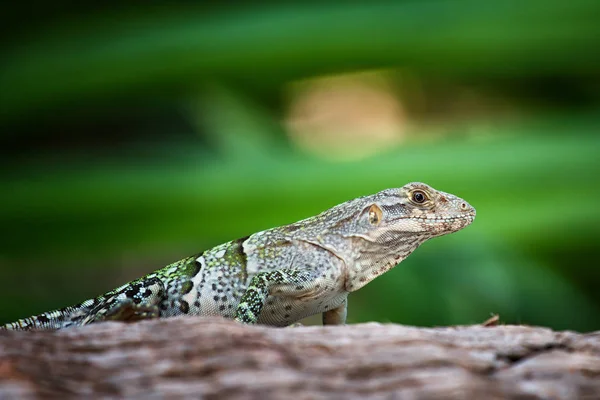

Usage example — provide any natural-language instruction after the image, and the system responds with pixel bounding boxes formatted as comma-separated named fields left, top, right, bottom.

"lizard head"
left=315, top=182, right=476, bottom=291
left=356, top=182, right=476, bottom=242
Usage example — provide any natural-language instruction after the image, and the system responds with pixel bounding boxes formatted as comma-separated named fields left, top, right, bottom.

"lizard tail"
left=1, top=300, right=96, bottom=331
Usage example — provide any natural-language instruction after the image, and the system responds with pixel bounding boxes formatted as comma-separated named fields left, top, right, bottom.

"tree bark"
left=1, top=317, right=599, bottom=399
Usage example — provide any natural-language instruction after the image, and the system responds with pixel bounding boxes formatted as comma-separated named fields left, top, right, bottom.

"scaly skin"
left=2, top=182, right=475, bottom=330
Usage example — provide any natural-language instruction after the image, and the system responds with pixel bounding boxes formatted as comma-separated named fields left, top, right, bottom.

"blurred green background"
left=1, top=1, right=599, bottom=331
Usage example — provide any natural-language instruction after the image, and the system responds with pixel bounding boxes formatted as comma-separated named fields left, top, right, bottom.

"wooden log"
left=1, top=317, right=599, bottom=399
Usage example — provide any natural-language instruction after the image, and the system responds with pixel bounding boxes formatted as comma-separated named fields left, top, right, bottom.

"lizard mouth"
left=405, top=213, right=476, bottom=223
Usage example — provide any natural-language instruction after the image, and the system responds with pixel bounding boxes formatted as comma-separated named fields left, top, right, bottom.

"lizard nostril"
left=460, top=202, right=467, bottom=210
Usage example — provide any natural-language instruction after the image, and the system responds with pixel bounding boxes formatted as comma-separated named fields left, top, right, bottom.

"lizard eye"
left=368, top=204, right=383, bottom=225
left=411, top=190, right=427, bottom=204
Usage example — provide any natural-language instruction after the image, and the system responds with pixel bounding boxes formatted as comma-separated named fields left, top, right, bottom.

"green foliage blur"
left=1, top=1, right=599, bottom=331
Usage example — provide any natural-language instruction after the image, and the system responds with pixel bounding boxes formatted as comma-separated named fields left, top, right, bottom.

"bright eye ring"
left=412, top=190, right=427, bottom=204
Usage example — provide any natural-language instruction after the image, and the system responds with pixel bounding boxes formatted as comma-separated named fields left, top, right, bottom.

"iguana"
left=2, top=182, right=475, bottom=330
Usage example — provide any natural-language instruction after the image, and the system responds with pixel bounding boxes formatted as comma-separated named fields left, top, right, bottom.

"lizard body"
left=2, top=182, right=475, bottom=330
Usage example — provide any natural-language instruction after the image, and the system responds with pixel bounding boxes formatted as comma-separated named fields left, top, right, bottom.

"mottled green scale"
left=186, top=238, right=251, bottom=320
left=235, top=270, right=304, bottom=323
left=222, top=237, right=248, bottom=281
left=154, top=255, right=200, bottom=280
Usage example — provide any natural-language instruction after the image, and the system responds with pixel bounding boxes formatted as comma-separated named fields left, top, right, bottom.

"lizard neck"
left=344, top=235, right=428, bottom=292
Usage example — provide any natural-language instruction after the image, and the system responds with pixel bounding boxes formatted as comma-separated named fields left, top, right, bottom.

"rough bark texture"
left=1, top=317, right=599, bottom=399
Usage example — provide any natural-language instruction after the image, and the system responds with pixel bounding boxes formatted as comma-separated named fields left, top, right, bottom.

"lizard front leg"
left=322, top=298, right=347, bottom=325
left=234, top=269, right=313, bottom=324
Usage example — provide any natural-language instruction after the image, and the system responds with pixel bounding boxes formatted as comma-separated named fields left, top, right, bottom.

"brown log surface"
left=1, top=317, right=599, bottom=399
